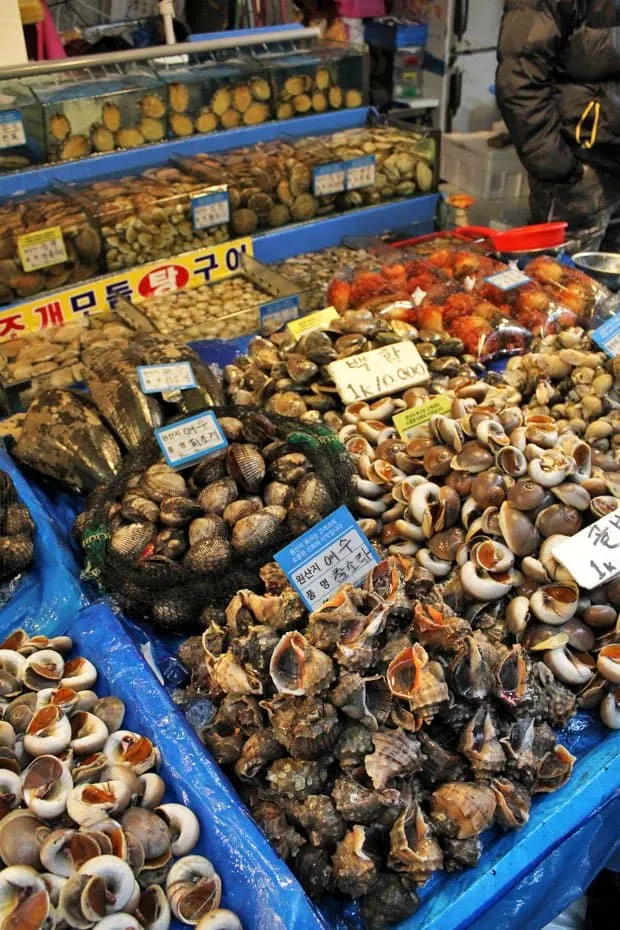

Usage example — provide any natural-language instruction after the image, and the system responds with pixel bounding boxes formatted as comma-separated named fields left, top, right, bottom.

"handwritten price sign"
left=155, top=411, right=228, bottom=469
left=327, top=341, right=429, bottom=404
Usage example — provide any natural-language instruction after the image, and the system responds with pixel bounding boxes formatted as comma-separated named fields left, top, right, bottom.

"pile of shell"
left=176, top=556, right=577, bottom=929
left=72, top=167, right=229, bottom=272
left=274, top=67, right=361, bottom=119
left=340, top=354, right=620, bottom=728
left=0, top=627, right=242, bottom=930
left=75, top=410, right=347, bottom=630
left=164, top=76, right=273, bottom=137
left=273, top=246, right=373, bottom=310
left=0, top=192, right=102, bottom=307
left=0, top=471, right=34, bottom=584
left=224, top=312, right=476, bottom=429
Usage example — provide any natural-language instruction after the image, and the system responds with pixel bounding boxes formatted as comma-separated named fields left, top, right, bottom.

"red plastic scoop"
left=456, top=222, right=567, bottom=251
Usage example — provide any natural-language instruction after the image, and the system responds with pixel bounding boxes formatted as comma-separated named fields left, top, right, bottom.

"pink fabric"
left=339, top=0, right=385, bottom=17
left=36, top=1, right=67, bottom=61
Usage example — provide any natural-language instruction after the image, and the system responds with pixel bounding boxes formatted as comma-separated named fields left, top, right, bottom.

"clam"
left=78, top=856, right=136, bottom=915
left=104, top=732, right=159, bottom=774
left=70, top=712, right=109, bottom=755
left=529, top=584, right=579, bottom=625
left=22, top=755, right=72, bottom=819
left=23, top=650, right=64, bottom=692
left=40, top=829, right=101, bottom=877
left=0, top=865, right=49, bottom=930
left=61, top=658, right=98, bottom=692
left=166, top=855, right=222, bottom=924
left=67, top=781, right=132, bottom=825
left=24, top=706, right=72, bottom=757
left=597, top=644, right=620, bottom=684
left=135, top=884, right=171, bottom=930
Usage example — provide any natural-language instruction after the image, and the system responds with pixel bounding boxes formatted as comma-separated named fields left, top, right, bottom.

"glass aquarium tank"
left=0, top=80, right=45, bottom=173
left=152, top=54, right=274, bottom=138
left=27, top=63, right=167, bottom=162
left=267, top=43, right=368, bottom=120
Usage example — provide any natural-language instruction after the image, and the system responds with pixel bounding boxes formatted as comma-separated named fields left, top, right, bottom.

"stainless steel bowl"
left=573, top=252, right=620, bottom=291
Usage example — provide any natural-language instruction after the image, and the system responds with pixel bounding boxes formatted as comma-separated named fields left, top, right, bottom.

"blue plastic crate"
left=365, top=20, right=428, bottom=50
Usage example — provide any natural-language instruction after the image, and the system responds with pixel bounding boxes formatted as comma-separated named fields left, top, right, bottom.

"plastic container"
left=66, top=164, right=230, bottom=272
left=152, top=56, right=274, bottom=138
left=27, top=63, right=167, bottom=162
left=269, top=43, right=367, bottom=120
left=365, top=18, right=428, bottom=49
left=441, top=131, right=529, bottom=200
left=0, top=79, right=45, bottom=173
left=0, top=188, right=103, bottom=307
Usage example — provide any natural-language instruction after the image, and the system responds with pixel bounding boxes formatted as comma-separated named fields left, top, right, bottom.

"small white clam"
left=166, top=855, right=222, bottom=925
left=79, top=856, right=135, bottom=914
left=22, top=650, right=65, bottom=691
left=459, top=561, right=513, bottom=601
left=24, top=706, right=72, bottom=757
left=40, top=828, right=101, bottom=877
left=136, top=884, right=171, bottom=930
left=0, top=864, right=50, bottom=930
left=544, top=647, right=595, bottom=687
left=70, top=712, right=109, bottom=755
left=67, top=781, right=133, bottom=826
left=530, top=584, right=579, bottom=625
left=409, top=482, right=441, bottom=524
left=416, top=549, right=453, bottom=578
left=104, top=731, right=160, bottom=775
left=61, top=657, right=97, bottom=692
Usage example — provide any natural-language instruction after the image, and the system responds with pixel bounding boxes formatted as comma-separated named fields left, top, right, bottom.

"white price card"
left=553, top=509, right=620, bottom=589
left=345, top=155, right=376, bottom=191
left=275, top=505, right=379, bottom=611
left=260, top=295, right=300, bottom=334
left=592, top=314, right=620, bottom=358
left=313, top=162, right=346, bottom=197
left=485, top=269, right=531, bottom=290
left=137, top=362, right=197, bottom=395
left=327, top=340, right=429, bottom=405
left=154, top=411, right=228, bottom=470
left=17, top=226, right=68, bottom=273
left=0, top=110, right=25, bottom=149
left=191, top=188, right=230, bottom=231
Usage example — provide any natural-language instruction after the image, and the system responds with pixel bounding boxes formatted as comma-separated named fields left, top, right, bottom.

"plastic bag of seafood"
left=0, top=448, right=84, bottom=636
left=0, top=189, right=103, bottom=308
left=26, top=63, right=167, bottom=162
left=173, top=554, right=620, bottom=930
left=524, top=255, right=612, bottom=324
left=152, top=56, right=274, bottom=137
left=64, top=165, right=230, bottom=274
left=0, top=606, right=297, bottom=930
left=0, top=79, right=45, bottom=174
left=76, top=407, right=356, bottom=631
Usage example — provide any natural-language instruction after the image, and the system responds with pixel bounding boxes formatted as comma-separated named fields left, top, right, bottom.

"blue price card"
left=260, top=295, right=300, bottom=333
left=191, top=188, right=230, bottom=231
left=485, top=269, right=531, bottom=290
left=154, top=411, right=228, bottom=470
left=313, top=162, right=346, bottom=197
left=137, top=361, right=197, bottom=394
left=0, top=110, right=25, bottom=149
left=592, top=314, right=620, bottom=357
left=275, top=505, right=380, bottom=611
left=346, top=155, right=376, bottom=190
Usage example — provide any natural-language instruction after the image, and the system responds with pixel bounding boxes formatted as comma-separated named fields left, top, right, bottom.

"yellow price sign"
left=17, top=226, right=68, bottom=273
left=287, top=306, right=339, bottom=339
left=393, top=394, right=453, bottom=439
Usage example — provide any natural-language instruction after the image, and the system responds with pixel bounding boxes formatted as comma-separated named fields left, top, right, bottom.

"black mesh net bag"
left=79, top=406, right=356, bottom=632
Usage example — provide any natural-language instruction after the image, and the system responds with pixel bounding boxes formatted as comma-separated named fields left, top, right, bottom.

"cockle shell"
left=226, top=443, right=266, bottom=493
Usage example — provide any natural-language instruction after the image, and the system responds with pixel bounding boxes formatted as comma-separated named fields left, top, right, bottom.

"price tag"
left=592, top=314, right=620, bottom=357
left=137, top=362, right=197, bottom=395
left=17, top=226, right=68, bottom=273
left=0, top=110, right=26, bottom=149
left=260, top=295, right=300, bottom=334
left=313, top=162, right=346, bottom=197
left=552, top=509, right=620, bottom=589
left=154, top=411, right=228, bottom=470
left=191, top=188, right=230, bottom=231
left=485, top=269, right=531, bottom=290
left=327, top=341, right=429, bottom=405
left=345, top=155, right=376, bottom=191
left=287, top=306, right=339, bottom=338
left=275, top=505, right=379, bottom=611
left=393, top=394, right=453, bottom=439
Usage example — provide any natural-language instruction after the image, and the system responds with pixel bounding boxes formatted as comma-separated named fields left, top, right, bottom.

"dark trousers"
left=529, top=163, right=620, bottom=253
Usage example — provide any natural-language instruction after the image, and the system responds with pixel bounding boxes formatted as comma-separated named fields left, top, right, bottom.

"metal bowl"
left=573, top=252, right=620, bottom=291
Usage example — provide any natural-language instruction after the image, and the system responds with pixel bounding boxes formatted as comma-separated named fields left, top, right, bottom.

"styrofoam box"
left=441, top=131, right=529, bottom=200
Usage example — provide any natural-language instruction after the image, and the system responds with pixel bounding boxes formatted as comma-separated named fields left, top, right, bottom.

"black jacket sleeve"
left=496, top=0, right=582, bottom=183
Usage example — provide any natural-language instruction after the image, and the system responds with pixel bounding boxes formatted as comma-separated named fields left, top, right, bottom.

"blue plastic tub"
left=365, top=20, right=428, bottom=50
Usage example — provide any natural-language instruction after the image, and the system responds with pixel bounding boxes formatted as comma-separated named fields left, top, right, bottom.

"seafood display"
left=30, top=67, right=167, bottom=162
left=270, top=46, right=366, bottom=119
left=177, top=554, right=578, bottom=926
left=75, top=407, right=353, bottom=630
left=132, top=275, right=275, bottom=340
left=154, top=61, right=273, bottom=137
left=0, top=191, right=103, bottom=307
left=12, top=337, right=223, bottom=489
left=0, top=471, right=34, bottom=583
left=68, top=166, right=230, bottom=272
left=273, top=246, right=373, bottom=309
left=0, top=80, right=45, bottom=173
left=0, top=625, right=241, bottom=929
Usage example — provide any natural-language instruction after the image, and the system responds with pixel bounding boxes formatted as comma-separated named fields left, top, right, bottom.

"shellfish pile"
left=273, top=65, right=362, bottom=119
left=0, top=471, right=34, bottom=584
left=0, top=627, right=242, bottom=930
left=161, top=74, right=273, bottom=138
left=177, top=555, right=578, bottom=928
left=0, top=192, right=102, bottom=307
left=273, top=245, right=373, bottom=310
left=76, top=410, right=350, bottom=630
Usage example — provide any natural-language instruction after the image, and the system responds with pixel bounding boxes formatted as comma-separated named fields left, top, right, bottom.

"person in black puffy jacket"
left=496, top=0, right=620, bottom=251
